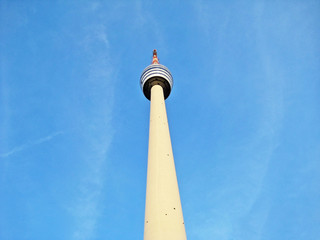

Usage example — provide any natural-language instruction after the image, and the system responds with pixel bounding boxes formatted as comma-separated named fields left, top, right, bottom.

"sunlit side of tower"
left=140, top=50, right=187, bottom=240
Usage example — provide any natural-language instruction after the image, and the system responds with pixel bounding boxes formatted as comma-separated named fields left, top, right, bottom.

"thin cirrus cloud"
left=187, top=1, right=293, bottom=239
left=0, top=131, right=64, bottom=158
left=66, top=18, right=116, bottom=240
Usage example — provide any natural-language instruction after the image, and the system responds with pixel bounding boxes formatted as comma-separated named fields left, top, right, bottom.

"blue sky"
left=1, top=1, right=319, bottom=239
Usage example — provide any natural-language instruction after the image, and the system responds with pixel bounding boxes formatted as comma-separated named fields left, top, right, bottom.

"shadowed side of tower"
left=140, top=50, right=187, bottom=240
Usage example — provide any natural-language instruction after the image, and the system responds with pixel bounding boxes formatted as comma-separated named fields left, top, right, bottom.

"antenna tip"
left=152, top=49, right=159, bottom=64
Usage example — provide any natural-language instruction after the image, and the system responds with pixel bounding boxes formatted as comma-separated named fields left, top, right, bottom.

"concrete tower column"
left=140, top=50, right=187, bottom=240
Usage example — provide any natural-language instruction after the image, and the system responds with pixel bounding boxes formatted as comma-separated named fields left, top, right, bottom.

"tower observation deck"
left=140, top=50, right=187, bottom=240
left=140, top=50, right=173, bottom=100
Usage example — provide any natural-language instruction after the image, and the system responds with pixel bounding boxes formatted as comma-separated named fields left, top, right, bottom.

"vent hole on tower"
left=165, top=214, right=167, bottom=216
left=173, top=208, right=176, bottom=210
left=146, top=221, right=148, bottom=223
left=167, top=154, right=169, bottom=156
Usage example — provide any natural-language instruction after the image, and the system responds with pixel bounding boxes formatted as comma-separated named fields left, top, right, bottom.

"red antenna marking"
left=152, top=49, right=159, bottom=64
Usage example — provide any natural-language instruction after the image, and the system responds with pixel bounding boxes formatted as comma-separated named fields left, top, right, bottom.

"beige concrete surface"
left=144, top=84, right=187, bottom=240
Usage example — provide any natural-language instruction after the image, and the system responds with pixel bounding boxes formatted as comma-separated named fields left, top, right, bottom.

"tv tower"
left=140, top=50, right=187, bottom=240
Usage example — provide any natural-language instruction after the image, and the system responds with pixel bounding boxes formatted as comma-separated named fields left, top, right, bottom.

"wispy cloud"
left=70, top=138, right=112, bottom=240
left=0, top=131, right=64, bottom=158
left=188, top=1, right=286, bottom=239
left=133, top=0, right=166, bottom=51
left=66, top=4, right=116, bottom=239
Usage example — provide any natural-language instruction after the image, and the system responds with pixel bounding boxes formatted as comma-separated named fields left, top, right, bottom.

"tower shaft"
left=144, top=84, right=186, bottom=240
